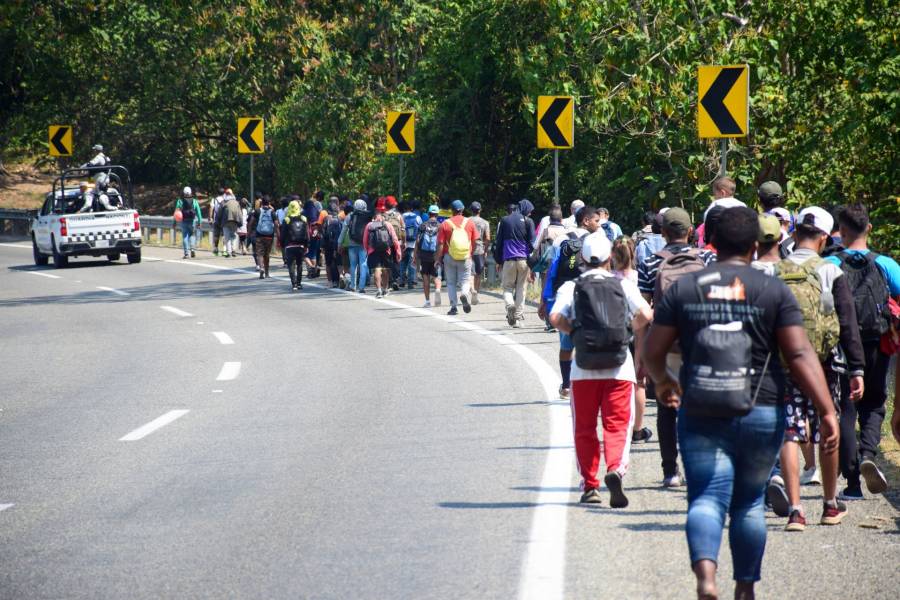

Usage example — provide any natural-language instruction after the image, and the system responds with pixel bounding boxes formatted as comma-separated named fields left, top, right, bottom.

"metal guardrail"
left=140, top=215, right=216, bottom=248
left=139, top=214, right=507, bottom=287
left=0, top=208, right=36, bottom=237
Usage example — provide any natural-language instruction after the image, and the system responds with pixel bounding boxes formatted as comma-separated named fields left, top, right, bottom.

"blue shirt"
left=825, top=249, right=900, bottom=296
left=635, top=233, right=666, bottom=266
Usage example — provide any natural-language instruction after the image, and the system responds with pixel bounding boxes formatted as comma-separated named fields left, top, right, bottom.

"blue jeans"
left=678, top=404, right=784, bottom=582
left=348, top=245, right=369, bottom=291
left=180, top=223, right=195, bottom=255
left=400, top=248, right=416, bottom=284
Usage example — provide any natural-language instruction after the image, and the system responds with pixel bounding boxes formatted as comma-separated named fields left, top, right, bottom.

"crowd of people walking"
left=174, top=178, right=900, bottom=600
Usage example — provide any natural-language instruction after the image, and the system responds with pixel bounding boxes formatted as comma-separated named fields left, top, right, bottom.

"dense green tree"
left=1, top=1, right=896, bottom=250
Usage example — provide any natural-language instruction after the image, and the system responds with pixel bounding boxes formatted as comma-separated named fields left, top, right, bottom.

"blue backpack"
left=418, top=221, right=438, bottom=253
left=601, top=221, right=615, bottom=242
left=256, top=208, right=275, bottom=235
left=403, top=212, right=420, bottom=243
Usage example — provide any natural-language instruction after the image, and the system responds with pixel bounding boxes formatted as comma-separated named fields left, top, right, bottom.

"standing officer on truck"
left=81, top=144, right=110, bottom=168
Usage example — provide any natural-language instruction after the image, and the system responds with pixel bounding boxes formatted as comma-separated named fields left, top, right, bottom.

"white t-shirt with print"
left=550, top=269, right=649, bottom=383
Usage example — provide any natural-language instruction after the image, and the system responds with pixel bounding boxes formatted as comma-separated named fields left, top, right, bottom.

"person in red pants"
left=549, top=232, right=653, bottom=508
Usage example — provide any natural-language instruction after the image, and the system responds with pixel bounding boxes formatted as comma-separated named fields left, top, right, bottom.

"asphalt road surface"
left=0, top=242, right=897, bottom=599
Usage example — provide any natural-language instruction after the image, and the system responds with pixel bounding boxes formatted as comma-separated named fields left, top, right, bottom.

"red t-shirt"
left=437, top=215, right=478, bottom=259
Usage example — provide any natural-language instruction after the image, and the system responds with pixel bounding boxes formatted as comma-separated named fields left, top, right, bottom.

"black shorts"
left=472, top=254, right=485, bottom=275
left=420, top=259, right=438, bottom=277
left=367, top=250, right=392, bottom=269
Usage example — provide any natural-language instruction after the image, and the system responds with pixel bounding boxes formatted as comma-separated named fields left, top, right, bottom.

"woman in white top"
left=611, top=235, right=652, bottom=443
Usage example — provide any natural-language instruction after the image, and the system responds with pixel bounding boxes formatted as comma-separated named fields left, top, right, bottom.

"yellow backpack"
left=448, top=218, right=471, bottom=260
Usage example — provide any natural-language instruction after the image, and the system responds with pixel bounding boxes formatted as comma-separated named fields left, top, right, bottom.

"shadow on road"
left=0, top=270, right=335, bottom=307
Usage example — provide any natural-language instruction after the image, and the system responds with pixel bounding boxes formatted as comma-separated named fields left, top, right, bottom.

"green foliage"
left=1, top=0, right=897, bottom=254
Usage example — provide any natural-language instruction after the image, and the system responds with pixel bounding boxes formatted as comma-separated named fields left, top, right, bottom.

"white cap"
left=92, top=144, right=103, bottom=152
left=570, top=199, right=585, bottom=214
left=767, top=207, right=791, bottom=223
left=659, top=207, right=671, bottom=215
left=797, top=206, right=833, bottom=235
left=183, top=186, right=192, bottom=196
left=581, top=232, right=612, bottom=265
left=703, top=197, right=746, bottom=220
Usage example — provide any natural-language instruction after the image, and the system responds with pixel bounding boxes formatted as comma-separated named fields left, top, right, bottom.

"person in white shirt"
left=81, top=144, right=110, bottom=168
left=597, top=207, right=624, bottom=239
left=549, top=232, right=653, bottom=508
left=697, top=176, right=746, bottom=247
left=562, top=199, right=584, bottom=230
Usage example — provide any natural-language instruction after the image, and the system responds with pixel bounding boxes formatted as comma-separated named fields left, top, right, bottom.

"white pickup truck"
left=31, top=166, right=142, bottom=267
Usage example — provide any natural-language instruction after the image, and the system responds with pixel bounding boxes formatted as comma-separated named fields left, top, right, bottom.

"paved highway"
left=0, top=243, right=897, bottom=599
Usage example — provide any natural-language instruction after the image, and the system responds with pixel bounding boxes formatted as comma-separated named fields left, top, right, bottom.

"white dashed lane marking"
left=216, top=362, right=241, bottom=381
left=0, top=504, right=14, bottom=513
left=119, top=410, right=190, bottom=442
left=159, top=255, right=570, bottom=600
left=24, top=271, right=61, bottom=279
left=97, top=286, right=129, bottom=296
left=160, top=305, right=193, bottom=318
left=212, top=331, right=234, bottom=345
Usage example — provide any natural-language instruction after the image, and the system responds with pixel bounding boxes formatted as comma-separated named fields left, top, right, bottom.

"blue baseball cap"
left=451, top=199, right=465, bottom=211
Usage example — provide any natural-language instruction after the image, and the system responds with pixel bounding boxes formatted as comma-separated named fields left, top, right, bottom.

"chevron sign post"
left=698, top=65, right=749, bottom=176
left=537, top=96, right=575, bottom=202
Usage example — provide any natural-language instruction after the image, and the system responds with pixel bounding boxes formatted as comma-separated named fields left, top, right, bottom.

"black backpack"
left=323, top=215, right=342, bottom=248
left=681, top=273, right=769, bottom=418
left=287, top=218, right=309, bottom=245
left=349, top=211, right=370, bottom=243
left=838, top=251, right=891, bottom=341
left=180, top=199, right=195, bottom=222
left=368, top=220, right=391, bottom=252
left=571, top=275, right=630, bottom=370
left=551, top=232, right=586, bottom=297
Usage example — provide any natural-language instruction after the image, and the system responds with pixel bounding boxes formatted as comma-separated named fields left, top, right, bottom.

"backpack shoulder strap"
left=655, top=249, right=675, bottom=261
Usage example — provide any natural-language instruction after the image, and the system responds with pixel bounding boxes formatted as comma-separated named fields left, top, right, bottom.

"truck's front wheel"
left=51, top=237, right=68, bottom=268
left=32, top=237, right=48, bottom=266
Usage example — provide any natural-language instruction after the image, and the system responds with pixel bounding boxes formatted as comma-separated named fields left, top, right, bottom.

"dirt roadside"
left=0, top=163, right=201, bottom=215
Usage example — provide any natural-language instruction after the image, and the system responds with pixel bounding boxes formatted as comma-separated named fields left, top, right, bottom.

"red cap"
left=385, top=195, right=397, bottom=208
left=375, top=197, right=386, bottom=212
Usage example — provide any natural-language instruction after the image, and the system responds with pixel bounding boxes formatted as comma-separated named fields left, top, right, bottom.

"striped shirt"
left=637, top=242, right=716, bottom=297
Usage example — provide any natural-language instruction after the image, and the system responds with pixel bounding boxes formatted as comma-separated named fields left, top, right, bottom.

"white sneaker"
left=434, top=292, right=442, bottom=306
left=471, top=291, right=479, bottom=305
left=800, top=465, right=821, bottom=486
left=423, top=300, right=432, bottom=308
left=663, top=472, right=683, bottom=488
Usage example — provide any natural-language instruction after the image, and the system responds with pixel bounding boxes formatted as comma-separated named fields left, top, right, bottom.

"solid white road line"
left=0, top=504, right=14, bottom=513
left=119, top=410, right=190, bottom=442
left=216, top=361, right=241, bottom=381
left=212, top=331, right=234, bottom=345
left=97, top=286, right=129, bottom=296
left=25, top=271, right=61, bottom=279
left=158, top=255, right=571, bottom=599
left=160, top=305, right=193, bottom=318
left=0, top=243, right=32, bottom=249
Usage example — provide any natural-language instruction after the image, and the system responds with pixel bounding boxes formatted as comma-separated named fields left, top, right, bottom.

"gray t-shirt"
left=471, top=215, right=490, bottom=256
